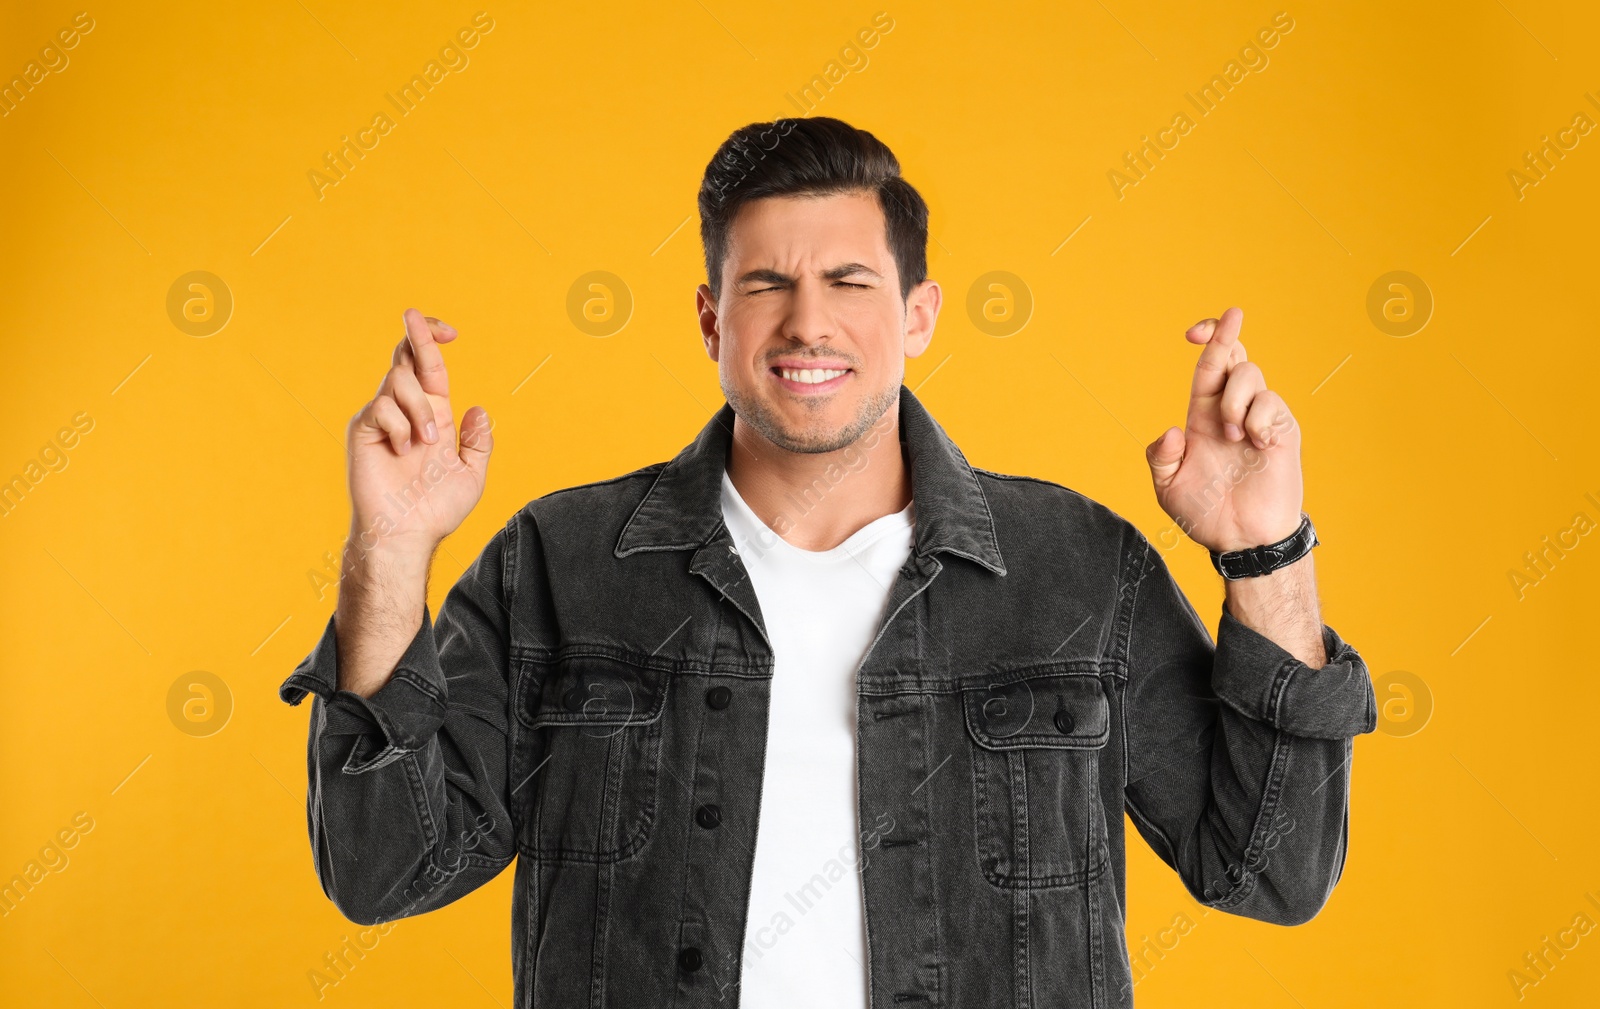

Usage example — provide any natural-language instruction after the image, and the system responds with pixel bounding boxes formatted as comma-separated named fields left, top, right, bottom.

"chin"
left=728, top=378, right=899, bottom=456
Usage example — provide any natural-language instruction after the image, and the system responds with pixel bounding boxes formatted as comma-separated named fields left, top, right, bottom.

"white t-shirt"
left=719, top=470, right=916, bottom=1009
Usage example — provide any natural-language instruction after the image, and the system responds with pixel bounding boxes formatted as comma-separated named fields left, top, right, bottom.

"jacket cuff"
left=278, top=609, right=450, bottom=773
left=1212, top=604, right=1377, bottom=739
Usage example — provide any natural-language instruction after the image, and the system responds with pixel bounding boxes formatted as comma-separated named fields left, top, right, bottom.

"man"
left=280, top=116, right=1376, bottom=1008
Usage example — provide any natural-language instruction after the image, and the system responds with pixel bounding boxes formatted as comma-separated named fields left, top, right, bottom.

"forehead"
left=725, top=190, right=891, bottom=264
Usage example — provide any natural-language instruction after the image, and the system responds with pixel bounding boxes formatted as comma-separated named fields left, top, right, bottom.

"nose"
left=780, top=277, right=834, bottom=347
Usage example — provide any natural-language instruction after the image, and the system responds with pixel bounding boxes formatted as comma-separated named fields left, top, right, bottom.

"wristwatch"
left=1209, top=513, right=1318, bottom=580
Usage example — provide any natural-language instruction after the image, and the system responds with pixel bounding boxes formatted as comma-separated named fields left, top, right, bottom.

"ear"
left=902, top=278, right=941, bottom=359
left=695, top=283, right=721, bottom=362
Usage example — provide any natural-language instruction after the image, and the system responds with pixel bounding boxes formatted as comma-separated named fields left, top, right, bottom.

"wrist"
left=1209, top=513, right=1317, bottom=580
left=342, top=527, right=437, bottom=579
left=1223, top=553, right=1326, bottom=666
left=1208, top=513, right=1303, bottom=553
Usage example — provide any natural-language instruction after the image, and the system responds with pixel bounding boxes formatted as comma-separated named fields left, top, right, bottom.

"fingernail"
left=1225, top=423, right=1242, bottom=440
left=425, top=421, right=437, bottom=443
left=401, top=439, right=411, bottom=454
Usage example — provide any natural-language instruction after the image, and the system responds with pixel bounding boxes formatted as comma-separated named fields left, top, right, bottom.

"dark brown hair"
left=697, top=117, right=929, bottom=302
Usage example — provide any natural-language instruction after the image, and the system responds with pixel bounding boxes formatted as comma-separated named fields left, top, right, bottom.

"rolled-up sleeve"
left=282, top=608, right=451, bottom=774
left=278, top=521, right=519, bottom=926
left=1212, top=606, right=1376, bottom=739
left=1120, top=529, right=1376, bottom=926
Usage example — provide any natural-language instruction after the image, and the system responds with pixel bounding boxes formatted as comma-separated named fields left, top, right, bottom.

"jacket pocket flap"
left=963, top=673, right=1109, bottom=750
left=517, top=650, right=672, bottom=729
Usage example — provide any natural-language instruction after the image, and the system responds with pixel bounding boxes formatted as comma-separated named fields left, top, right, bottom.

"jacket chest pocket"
left=513, top=650, right=672, bottom=864
left=963, top=671, right=1111, bottom=889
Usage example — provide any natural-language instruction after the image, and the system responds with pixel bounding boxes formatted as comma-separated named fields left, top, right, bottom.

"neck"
left=725, top=401, right=911, bottom=551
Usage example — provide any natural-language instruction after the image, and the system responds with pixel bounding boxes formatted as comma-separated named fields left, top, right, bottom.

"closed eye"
left=748, top=282, right=870, bottom=293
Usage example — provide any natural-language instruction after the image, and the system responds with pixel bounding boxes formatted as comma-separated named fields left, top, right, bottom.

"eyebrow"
left=735, top=263, right=884, bottom=287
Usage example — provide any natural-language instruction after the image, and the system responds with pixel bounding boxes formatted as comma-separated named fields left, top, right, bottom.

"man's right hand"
left=347, top=308, right=494, bottom=561
left=335, top=308, right=493, bottom=697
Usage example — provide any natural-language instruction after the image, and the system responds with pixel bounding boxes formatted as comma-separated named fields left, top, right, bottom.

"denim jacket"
left=280, top=385, right=1377, bottom=1008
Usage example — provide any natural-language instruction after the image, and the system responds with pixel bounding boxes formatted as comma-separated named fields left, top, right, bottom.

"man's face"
left=696, top=190, right=939, bottom=454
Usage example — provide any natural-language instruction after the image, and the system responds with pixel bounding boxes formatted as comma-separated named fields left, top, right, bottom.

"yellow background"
left=3, top=0, right=1597, bottom=1005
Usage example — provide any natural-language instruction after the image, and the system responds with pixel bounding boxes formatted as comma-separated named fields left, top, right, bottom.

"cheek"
left=713, top=329, right=768, bottom=380
left=846, top=308, right=904, bottom=362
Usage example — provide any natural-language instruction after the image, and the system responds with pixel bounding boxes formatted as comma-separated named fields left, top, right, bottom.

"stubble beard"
left=724, top=374, right=900, bottom=455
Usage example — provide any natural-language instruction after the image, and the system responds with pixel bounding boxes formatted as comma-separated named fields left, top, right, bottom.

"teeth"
left=779, top=368, right=847, bottom=384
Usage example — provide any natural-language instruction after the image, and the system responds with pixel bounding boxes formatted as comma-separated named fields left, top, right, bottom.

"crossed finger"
left=1187, top=307, right=1248, bottom=401
left=376, top=309, right=460, bottom=447
left=390, top=310, right=458, bottom=380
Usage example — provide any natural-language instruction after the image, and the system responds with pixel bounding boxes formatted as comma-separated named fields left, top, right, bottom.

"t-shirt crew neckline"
left=720, top=470, right=915, bottom=563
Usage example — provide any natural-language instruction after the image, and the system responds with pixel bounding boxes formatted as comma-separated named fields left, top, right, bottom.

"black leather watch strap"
left=1209, top=514, right=1318, bottom=580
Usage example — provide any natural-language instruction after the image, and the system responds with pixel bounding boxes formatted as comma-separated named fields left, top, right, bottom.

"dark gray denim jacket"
left=280, top=386, right=1376, bottom=1008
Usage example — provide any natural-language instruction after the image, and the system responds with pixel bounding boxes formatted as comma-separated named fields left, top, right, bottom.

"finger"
left=1243, top=390, right=1295, bottom=449
left=381, top=364, right=438, bottom=445
left=392, top=316, right=459, bottom=369
left=1218, top=361, right=1265, bottom=441
left=457, top=405, right=494, bottom=477
left=354, top=394, right=413, bottom=455
left=403, top=307, right=451, bottom=397
left=1189, top=306, right=1244, bottom=400
left=1184, top=318, right=1217, bottom=344
left=1145, top=425, right=1185, bottom=492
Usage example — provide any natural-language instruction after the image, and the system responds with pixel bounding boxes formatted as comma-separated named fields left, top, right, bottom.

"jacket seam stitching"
left=403, top=751, right=438, bottom=851
left=1209, top=730, right=1294, bottom=912
left=1116, top=532, right=1149, bottom=788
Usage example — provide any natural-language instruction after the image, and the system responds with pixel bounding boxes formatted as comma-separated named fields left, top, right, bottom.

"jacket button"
left=705, top=686, right=732, bottom=709
left=678, top=946, right=703, bottom=972
left=563, top=687, right=585, bottom=712
left=695, top=803, right=722, bottom=829
left=1054, top=709, right=1075, bottom=734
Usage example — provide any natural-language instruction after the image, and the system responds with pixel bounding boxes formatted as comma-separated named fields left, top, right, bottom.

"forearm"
left=1222, top=551, right=1325, bottom=667
left=1124, top=529, right=1375, bottom=926
left=281, top=522, right=519, bottom=925
left=334, top=534, right=435, bottom=696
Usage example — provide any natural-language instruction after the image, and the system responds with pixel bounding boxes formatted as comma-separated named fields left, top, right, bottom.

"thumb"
left=1145, top=426, right=1185, bottom=491
left=457, top=406, right=494, bottom=477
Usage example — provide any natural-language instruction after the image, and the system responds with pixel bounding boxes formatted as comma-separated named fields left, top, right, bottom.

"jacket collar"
left=615, top=385, right=1006, bottom=575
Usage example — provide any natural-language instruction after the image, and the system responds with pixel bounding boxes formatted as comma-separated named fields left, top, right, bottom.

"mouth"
left=769, top=363, right=853, bottom=395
